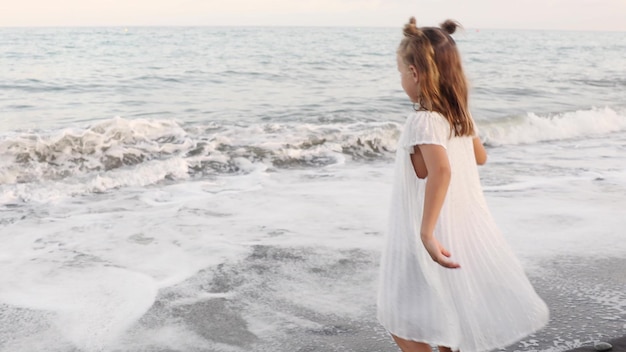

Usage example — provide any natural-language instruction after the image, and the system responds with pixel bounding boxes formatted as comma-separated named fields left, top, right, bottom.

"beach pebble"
left=594, top=342, right=612, bottom=351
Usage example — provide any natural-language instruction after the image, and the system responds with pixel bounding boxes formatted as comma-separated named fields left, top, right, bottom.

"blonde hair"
left=398, top=17, right=474, bottom=137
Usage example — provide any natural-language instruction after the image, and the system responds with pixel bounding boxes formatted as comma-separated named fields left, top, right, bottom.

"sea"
left=0, top=27, right=625, bottom=352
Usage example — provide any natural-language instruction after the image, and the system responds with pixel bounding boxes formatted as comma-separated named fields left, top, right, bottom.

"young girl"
left=377, top=18, right=549, bottom=352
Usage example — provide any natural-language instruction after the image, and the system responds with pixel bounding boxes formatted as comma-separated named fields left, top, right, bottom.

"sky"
left=1, top=0, right=625, bottom=31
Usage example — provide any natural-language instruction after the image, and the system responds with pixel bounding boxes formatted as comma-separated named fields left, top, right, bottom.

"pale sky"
left=1, top=0, right=625, bottom=31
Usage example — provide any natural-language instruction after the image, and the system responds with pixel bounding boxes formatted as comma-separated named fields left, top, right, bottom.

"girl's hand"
left=421, top=235, right=460, bottom=269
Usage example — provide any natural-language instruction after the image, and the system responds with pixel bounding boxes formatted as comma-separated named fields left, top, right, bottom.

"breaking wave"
left=1, top=106, right=624, bottom=203
left=480, top=107, right=626, bottom=146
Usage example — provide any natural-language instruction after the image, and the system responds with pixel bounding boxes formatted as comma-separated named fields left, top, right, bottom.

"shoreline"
left=141, top=253, right=626, bottom=352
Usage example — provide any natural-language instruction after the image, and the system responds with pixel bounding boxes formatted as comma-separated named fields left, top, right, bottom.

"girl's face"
left=397, top=54, right=419, bottom=103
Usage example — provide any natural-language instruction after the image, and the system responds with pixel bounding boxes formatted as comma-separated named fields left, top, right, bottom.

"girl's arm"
left=415, top=144, right=460, bottom=269
left=473, top=136, right=487, bottom=165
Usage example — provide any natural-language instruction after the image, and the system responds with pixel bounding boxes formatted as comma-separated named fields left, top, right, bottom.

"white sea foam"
left=0, top=116, right=398, bottom=199
left=2, top=107, right=624, bottom=205
left=1, top=113, right=625, bottom=351
left=0, top=157, right=190, bottom=204
left=0, top=267, right=158, bottom=351
left=480, top=106, right=626, bottom=146
left=0, top=154, right=625, bottom=350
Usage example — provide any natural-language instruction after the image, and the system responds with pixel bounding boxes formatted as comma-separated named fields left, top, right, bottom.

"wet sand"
left=135, top=250, right=626, bottom=352
left=4, top=248, right=621, bottom=351
left=515, top=256, right=626, bottom=352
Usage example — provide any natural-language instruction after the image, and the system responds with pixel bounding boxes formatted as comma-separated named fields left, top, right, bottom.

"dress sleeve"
left=401, top=111, right=450, bottom=151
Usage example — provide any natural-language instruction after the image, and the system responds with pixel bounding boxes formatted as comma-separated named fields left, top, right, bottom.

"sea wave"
left=0, top=117, right=399, bottom=199
left=1, top=107, right=624, bottom=203
left=480, top=107, right=626, bottom=146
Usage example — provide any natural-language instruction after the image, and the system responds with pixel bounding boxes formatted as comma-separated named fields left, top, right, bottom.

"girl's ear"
left=408, top=65, right=419, bottom=84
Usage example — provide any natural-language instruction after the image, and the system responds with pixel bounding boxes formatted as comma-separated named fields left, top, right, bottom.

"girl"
left=377, top=18, right=549, bottom=352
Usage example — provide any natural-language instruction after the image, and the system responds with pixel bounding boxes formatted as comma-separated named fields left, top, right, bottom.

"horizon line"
left=1, top=24, right=625, bottom=33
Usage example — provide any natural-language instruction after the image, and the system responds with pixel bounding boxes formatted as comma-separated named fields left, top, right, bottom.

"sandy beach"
left=119, top=252, right=626, bottom=352
left=520, top=256, right=626, bottom=352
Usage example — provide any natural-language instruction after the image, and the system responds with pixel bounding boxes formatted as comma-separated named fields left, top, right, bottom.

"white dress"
left=377, top=111, right=549, bottom=352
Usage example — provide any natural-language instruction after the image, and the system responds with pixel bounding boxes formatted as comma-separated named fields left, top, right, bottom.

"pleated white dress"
left=377, top=111, right=549, bottom=352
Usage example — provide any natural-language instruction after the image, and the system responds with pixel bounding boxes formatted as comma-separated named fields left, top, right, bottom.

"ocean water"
left=0, top=27, right=625, bottom=352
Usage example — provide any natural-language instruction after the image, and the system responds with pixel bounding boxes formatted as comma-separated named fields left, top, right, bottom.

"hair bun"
left=440, top=19, right=461, bottom=34
left=403, top=17, right=420, bottom=37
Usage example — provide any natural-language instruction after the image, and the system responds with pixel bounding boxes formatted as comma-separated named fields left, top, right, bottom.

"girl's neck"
left=416, top=99, right=433, bottom=111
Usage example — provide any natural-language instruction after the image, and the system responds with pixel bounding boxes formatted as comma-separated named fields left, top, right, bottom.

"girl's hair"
left=398, top=17, right=474, bottom=137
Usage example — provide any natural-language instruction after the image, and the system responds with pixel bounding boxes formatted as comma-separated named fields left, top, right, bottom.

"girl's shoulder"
left=407, top=110, right=447, bottom=121
left=405, top=110, right=450, bottom=131
left=401, top=110, right=451, bottom=150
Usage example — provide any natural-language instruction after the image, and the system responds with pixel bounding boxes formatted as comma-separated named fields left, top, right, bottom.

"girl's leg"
left=437, top=346, right=454, bottom=352
left=391, top=334, right=432, bottom=352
